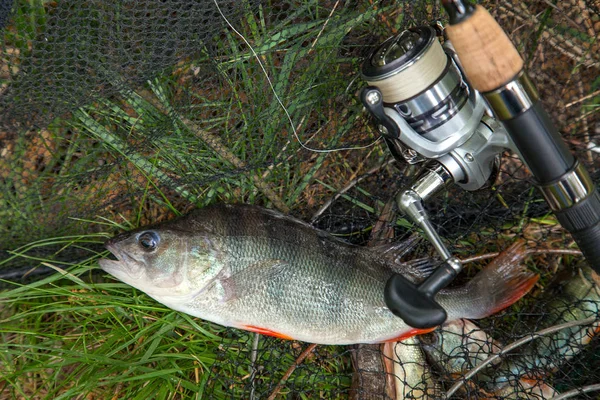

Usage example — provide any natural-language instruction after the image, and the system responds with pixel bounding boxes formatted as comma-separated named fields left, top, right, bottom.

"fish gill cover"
left=0, top=0, right=599, bottom=399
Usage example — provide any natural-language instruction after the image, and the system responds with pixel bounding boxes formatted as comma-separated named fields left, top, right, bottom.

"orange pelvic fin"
left=381, top=326, right=437, bottom=343
left=243, top=325, right=294, bottom=340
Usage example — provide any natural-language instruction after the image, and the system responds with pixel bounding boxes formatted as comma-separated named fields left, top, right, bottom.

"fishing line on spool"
left=212, top=0, right=381, bottom=153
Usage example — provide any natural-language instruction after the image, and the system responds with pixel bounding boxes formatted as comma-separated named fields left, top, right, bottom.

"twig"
left=576, top=0, right=598, bottom=40
left=460, top=248, right=583, bottom=264
left=577, top=81, right=594, bottom=164
left=249, top=333, right=260, bottom=400
left=308, top=0, right=340, bottom=55
left=523, top=249, right=583, bottom=258
left=381, top=342, right=397, bottom=399
left=311, top=158, right=396, bottom=223
left=537, top=0, right=586, bottom=30
left=367, top=197, right=398, bottom=246
left=497, top=1, right=598, bottom=68
left=565, top=88, right=600, bottom=108
left=266, top=343, right=318, bottom=400
left=550, top=383, right=600, bottom=400
left=138, top=87, right=290, bottom=213
left=563, top=107, right=600, bottom=131
left=444, top=316, right=597, bottom=399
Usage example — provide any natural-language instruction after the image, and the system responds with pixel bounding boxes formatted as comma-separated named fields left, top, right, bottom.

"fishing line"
left=212, top=0, right=380, bottom=153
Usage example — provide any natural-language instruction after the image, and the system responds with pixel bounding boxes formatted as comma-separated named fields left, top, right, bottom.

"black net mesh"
left=1, top=0, right=599, bottom=399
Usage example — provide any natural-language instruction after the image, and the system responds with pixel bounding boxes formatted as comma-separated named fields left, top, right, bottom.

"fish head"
left=99, top=227, right=222, bottom=301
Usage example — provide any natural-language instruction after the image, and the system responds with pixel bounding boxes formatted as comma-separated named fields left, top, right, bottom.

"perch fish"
left=389, top=336, right=441, bottom=399
left=421, top=319, right=558, bottom=399
left=483, top=264, right=600, bottom=390
left=99, top=204, right=538, bottom=345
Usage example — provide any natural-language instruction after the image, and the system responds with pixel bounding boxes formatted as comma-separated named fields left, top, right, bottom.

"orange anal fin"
left=520, top=377, right=543, bottom=386
left=594, top=322, right=600, bottom=335
left=516, top=377, right=558, bottom=397
left=488, top=274, right=539, bottom=315
left=381, top=326, right=437, bottom=343
left=577, top=323, right=600, bottom=346
left=243, top=325, right=294, bottom=340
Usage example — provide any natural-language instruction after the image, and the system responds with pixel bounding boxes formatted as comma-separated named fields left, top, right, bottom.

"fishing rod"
left=360, top=0, right=600, bottom=329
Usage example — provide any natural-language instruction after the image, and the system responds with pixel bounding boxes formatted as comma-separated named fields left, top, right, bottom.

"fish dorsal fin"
left=370, top=235, right=420, bottom=259
left=371, top=236, right=437, bottom=281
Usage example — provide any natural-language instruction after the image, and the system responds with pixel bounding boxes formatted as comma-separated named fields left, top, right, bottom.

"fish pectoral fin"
left=242, top=325, right=294, bottom=340
left=399, top=258, right=436, bottom=280
left=215, top=258, right=290, bottom=303
left=201, top=277, right=237, bottom=304
left=372, top=237, right=437, bottom=281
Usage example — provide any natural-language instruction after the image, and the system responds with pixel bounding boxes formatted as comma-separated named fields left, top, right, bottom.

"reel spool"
left=362, top=27, right=448, bottom=104
left=361, top=25, right=505, bottom=191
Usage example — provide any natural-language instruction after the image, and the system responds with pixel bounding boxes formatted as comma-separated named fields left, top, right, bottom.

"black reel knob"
left=384, top=261, right=458, bottom=329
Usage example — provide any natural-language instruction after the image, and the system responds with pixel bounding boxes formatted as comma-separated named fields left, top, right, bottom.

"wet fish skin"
left=421, top=319, right=557, bottom=399
left=488, top=265, right=600, bottom=388
left=390, top=337, right=440, bottom=399
left=421, top=319, right=501, bottom=377
left=99, top=204, right=538, bottom=345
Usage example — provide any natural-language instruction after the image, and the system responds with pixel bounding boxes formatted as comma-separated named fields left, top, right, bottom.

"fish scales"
left=99, top=203, right=538, bottom=345
left=193, top=237, right=404, bottom=343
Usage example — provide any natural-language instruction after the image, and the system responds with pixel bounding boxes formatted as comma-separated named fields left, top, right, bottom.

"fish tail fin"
left=457, top=240, right=539, bottom=319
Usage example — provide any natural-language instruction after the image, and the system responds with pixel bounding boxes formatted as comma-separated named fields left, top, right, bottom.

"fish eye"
left=138, top=231, right=159, bottom=252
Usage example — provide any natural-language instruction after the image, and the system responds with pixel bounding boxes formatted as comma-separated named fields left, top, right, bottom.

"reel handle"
left=385, top=261, right=458, bottom=329
left=384, top=168, right=461, bottom=329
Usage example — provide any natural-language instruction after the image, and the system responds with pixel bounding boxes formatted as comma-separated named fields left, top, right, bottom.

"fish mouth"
left=98, top=243, right=143, bottom=281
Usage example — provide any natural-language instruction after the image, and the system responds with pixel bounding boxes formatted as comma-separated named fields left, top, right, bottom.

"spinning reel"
left=361, top=24, right=515, bottom=328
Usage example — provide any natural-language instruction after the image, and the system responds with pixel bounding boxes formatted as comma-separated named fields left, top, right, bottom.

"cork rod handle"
left=444, top=5, right=523, bottom=92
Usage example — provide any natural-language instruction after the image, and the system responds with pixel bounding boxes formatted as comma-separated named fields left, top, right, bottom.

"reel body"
left=360, top=25, right=513, bottom=328
left=361, top=25, right=510, bottom=192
